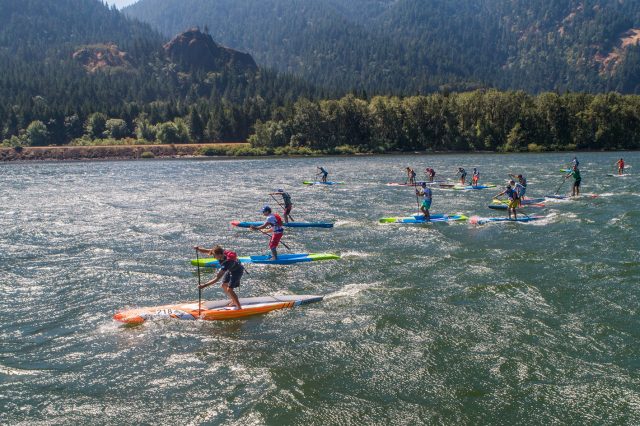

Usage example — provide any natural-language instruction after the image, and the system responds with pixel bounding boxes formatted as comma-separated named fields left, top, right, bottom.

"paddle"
left=253, top=227, right=291, bottom=250
left=270, top=193, right=294, bottom=221
left=195, top=248, right=202, bottom=318
left=555, top=175, right=568, bottom=194
left=413, top=180, right=420, bottom=213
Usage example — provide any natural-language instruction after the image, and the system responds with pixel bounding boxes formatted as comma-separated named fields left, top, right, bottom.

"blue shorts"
left=223, top=268, right=243, bottom=289
left=421, top=199, right=432, bottom=210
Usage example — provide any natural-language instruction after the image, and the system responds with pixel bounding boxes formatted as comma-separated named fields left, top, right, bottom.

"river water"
left=1, top=152, right=639, bottom=424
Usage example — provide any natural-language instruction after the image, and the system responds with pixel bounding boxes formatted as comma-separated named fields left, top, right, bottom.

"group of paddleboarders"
left=194, top=188, right=296, bottom=309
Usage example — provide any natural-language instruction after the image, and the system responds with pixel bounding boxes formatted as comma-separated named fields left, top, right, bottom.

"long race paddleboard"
left=606, top=174, right=630, bottom=177
left=379, top=214, right=468, bottom=224
left=191, top=253, right=339, bottom=268
left=492, top=197, right=545, bottom=205
left=231, top=220, right=333, bottom=228
left=453, top=184, right=497, bottom=190
left=386, top=181, right=426, bottom=187
left=113, top=295, right=323, bottom=324
left=470, top=215, right=543, bottom=224
left=488, top=203, right=545, bottom=210
left=303, top=181, right=344, bottom=185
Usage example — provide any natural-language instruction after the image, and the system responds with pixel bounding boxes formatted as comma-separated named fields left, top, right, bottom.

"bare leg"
left=222, top=283, right=241, bottom=309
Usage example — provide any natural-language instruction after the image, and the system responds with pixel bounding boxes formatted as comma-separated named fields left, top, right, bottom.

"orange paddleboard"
left=113, top=295, right=323, bottom=324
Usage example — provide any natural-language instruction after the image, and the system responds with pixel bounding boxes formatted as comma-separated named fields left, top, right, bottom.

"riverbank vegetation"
left=4, top=90, right=639, bottom=156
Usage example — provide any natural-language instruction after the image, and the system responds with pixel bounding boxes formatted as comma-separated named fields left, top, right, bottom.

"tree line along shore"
left=3, top=90, right=639, bottom=161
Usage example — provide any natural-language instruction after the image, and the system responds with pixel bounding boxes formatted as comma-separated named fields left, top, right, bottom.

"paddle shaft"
left=255, top=227, right=291, bottom=250
left=555, top=176, right=568, bottom=194
left=196, top=249, right=202, bottom=317
left=270, top=194, right=294, bottom=221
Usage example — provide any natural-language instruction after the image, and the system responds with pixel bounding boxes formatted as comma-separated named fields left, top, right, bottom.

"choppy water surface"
left=1, top=152, right=639, bottom=424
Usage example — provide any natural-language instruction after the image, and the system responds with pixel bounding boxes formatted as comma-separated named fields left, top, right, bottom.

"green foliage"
left=105, top=119, right=129, bottom=139
left=85, top=113, right=107, bottom=139
left=140, top=151, right=155, bottom=158
left=26, top=120, right=49, bottom=146
left=156, top=120, right=189, bottom=144
left=250, top=90, right=640, bottom=152
left=134, top=114, right=157, bottom=141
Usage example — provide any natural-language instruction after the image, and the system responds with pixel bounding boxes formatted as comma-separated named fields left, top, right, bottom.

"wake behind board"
left=113, top=295, right=323, bottom=324
left=232, top=220, right=333, bottom=228
left=191, top=253, right=339, bottom=268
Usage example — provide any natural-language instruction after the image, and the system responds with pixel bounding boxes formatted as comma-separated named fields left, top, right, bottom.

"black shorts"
left=223, top=268, right=243, bottom=289
left=574, top=179, right=581, bottom=188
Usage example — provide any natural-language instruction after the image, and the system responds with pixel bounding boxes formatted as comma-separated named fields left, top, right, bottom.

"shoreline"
left=0, top=143, right=634, bottom=163
left=0, top=143, right=248, bottom=162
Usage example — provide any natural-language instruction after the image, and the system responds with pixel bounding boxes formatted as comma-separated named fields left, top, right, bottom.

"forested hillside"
left=125, top=0, right=640, bottom=94
left=0, top=0, right=320, bottom=146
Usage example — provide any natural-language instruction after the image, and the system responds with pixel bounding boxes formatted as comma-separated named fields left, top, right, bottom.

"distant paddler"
left=472, top=168, right=480, bottom=186
left=269, top=189, right=293, bottom=223
left=406, top=167, right=417, bottom=185
left=457, top=167, right=467, bottom=185
left=571, top=156, right=579, bottom=168
left=317, top=166, right=329, bottom=183
left=616, top=158, right=625, bottom=175
left=494, top=182, right=519, bottom=220
left=416, top=182, right=432, bottom=221
left=566, top=165, right=581, bottom=197
left=250, top=205, right=285, bottom=260
left=425, top=167, right=436, bottom=182
left=194, top=245, right=243, bottom=310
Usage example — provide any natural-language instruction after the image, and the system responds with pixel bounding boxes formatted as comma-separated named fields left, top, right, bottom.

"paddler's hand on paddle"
left=199, top=278, right=216, bottom=290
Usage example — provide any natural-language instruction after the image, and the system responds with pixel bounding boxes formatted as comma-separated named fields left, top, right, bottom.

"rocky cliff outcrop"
left=163, top=28, right=257, bottom=72
left=72, top=44, right=133, bottom=73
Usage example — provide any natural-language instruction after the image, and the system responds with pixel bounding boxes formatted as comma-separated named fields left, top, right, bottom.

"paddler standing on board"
left=317, top=166, right=329, bottom=183
left=250, top=205, right=284, bottom=260
left=472, top=168, right=480, bottom=186
left=269, top=189, right=293, bottom=223
left=194, top=245, right=243, bottom=309
left=457, top=167, right=467, bottom=185
left=566, top=165, right=581, bottom=196
left=616, top=158, right=625, bottom=175
left=425, top=167, right=436, bottom=182
left=509, top=174, right=527, bottom=205
left=494, top=182, right=519, bottom=220
left=571, top=156, right=579, bottom=168
left=416, top=182, right=432, bottom=221
left=406, top=167, right=417, bottom=185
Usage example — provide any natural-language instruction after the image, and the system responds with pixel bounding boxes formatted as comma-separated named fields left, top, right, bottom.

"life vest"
left=223, top=250, right=238, bottom=262
left=273, top=213, right=284, bottom=227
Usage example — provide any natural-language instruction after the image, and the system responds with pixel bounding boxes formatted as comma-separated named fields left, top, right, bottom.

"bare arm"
left=250, top=221, right=270, bottom=231
left=199, top=269, right=226, bottom=289
left=193, top=246, right=214, bottom=256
